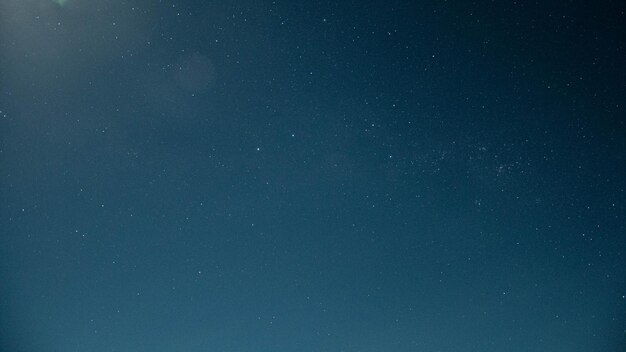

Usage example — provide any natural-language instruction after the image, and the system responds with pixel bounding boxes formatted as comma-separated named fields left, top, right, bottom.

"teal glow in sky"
left=0, top=1, right=625, bottom=351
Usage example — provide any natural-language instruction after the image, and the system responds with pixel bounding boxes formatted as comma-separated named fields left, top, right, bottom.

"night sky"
left=1, top=0, right=625, bottom=351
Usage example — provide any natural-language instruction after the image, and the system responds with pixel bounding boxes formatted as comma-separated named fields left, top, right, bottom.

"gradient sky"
left=1, top=1, right=625, bottom=351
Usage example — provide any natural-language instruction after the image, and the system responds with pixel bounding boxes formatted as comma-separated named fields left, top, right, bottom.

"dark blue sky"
left=1, top=0, right=625, bottom=351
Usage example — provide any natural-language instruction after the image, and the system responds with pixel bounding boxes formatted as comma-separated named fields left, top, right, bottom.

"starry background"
left=1, top=0, right=625, bottom=351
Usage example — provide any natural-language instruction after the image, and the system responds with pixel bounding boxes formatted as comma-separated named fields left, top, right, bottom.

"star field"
left=0, top=1, right=625, bottom=351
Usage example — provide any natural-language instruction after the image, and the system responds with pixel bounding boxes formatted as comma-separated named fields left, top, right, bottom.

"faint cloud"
left=0, top=0, right=155, bottom=83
